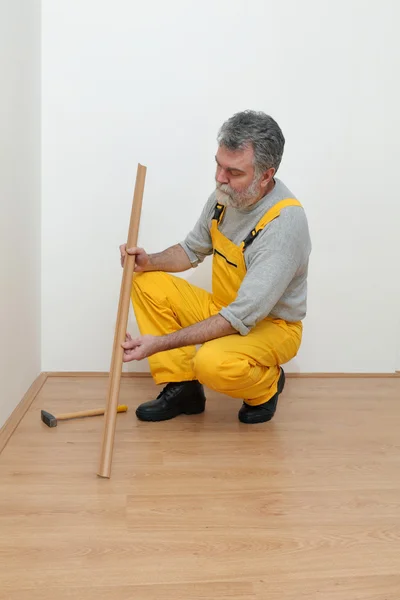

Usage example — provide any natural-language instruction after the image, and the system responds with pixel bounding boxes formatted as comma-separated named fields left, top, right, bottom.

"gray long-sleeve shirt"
left=179, top=178, right=312, bottom=335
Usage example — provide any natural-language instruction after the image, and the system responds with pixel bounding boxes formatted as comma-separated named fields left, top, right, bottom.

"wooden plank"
left=0, top=582, right=255, bottom=600
left=254, top=575, right=400, bottom=599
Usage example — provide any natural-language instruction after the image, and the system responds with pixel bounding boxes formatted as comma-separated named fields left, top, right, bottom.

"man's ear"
left=260, top=167, right=276, bottom=189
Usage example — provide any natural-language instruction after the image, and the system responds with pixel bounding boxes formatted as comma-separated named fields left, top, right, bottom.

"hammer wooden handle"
left=58, top=405, right=128, bottom=421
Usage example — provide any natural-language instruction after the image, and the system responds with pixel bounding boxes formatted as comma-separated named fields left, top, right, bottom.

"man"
left=120, top=110, right=311, bottom=424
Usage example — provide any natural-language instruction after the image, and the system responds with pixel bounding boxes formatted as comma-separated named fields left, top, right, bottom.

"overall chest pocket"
left=213, top=248, right=238, bottom=268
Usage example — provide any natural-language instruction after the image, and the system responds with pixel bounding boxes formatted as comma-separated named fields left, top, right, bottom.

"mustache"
left=215, top=182, right=233, bottom=196
left=215, top=186, right=231, bottom=205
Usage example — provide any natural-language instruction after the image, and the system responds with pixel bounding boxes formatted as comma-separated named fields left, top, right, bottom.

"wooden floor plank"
left=2, top=582, right=255, bottom=600
left=1, top=526, right=400, bottom=587
left=254, top=575, right=400, bottom=600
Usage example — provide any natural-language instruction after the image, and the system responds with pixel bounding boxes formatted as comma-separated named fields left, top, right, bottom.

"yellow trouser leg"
left=193, top=318, right=302, bottom=405
left=131, top=271, right=217, bottom=384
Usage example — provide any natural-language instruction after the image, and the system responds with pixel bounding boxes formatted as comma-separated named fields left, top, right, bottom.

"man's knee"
left=132, top=271, right=165, bottom=293
left=131, top=272, right=174, bottom=307
left=193, top=342, right=249, bottom=391
left=193, top=343, right=222, bottom=386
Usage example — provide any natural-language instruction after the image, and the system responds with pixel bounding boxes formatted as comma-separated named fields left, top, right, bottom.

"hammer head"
left=41, top=410, right=57, bottom=427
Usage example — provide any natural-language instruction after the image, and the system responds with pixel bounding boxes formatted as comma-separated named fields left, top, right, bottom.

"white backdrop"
left=41, top=0, right=400, bottom=374
left=0, top=0, right=41, bottom=426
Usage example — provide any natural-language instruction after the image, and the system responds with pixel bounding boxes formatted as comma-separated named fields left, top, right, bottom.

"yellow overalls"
left=131, top=199, right=303, bottom=406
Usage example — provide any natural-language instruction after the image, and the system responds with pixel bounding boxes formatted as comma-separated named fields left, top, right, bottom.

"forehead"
left=216, top=144, right=254, bottom=171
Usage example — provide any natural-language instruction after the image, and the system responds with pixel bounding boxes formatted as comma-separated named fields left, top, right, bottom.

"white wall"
left=41, top=0, right=400, bottom=374
left=0, top=0, right=41, bottom=426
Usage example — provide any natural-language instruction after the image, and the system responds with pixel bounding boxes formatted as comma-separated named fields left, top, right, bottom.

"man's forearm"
left=146, top=244, right=192, bottom=273
left=157, top=314, right=237, bottom=351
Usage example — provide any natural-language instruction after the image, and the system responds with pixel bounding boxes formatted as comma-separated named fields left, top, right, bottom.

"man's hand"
left=121, top=333, right=161, bottom=362
left=122, top=315, right=237, bottom=363
left=119, top=242, right=192, bottom=273
left=119, top=244, right=151, bottom=271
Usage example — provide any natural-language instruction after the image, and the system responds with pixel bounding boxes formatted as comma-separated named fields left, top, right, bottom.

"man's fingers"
left=119, top=244, right=126, bottom=266
left=122, top=348, right=144, bottom=362
left=121, top=341, right=134, bottom=349
left=126, top=246, right=144, bottom=255
left=121, top=336, right=140, bottom=349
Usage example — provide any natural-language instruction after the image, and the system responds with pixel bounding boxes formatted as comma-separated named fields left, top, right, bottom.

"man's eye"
left=230, top=172, right=242, bottom=177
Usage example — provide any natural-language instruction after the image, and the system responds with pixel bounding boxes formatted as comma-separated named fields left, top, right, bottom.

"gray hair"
left=217, top=110, right=285, bottom=175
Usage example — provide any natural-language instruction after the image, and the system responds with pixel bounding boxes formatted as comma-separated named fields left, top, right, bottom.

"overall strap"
left=242, top=198, right=302, bottom=250
left=212, top=202, right=226, bottom=225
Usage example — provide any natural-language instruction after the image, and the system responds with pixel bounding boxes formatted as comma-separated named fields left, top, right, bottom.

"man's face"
left=215, top=144, right=270, bottom=209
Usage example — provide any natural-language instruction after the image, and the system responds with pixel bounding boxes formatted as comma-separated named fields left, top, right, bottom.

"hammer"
left=41, top=405, right=128, bottom=428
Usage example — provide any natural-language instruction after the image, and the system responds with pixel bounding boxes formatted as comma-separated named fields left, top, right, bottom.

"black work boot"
left=136, top=380, right=206, bottom=422
left=238, top=368, right=285, bottom=424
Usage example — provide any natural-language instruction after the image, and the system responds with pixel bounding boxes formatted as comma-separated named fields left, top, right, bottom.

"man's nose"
left=216, top=168, right=229, bottom=184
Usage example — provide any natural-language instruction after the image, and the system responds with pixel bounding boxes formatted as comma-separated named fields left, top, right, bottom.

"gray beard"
left=216, top=177, right=261, bottom=209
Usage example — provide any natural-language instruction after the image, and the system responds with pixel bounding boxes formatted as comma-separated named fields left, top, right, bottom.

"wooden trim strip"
left=46, top=371, right=400, bottom=379
left=0, top=372, right=48, bottom=455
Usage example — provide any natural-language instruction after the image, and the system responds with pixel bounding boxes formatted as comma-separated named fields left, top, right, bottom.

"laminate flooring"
left=1, top=375, right=400, bottom=599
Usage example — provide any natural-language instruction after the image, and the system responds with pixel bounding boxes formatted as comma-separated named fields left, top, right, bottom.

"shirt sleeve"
left=219, top=209, right=308, bottom=335
left=179, top=193, right=216, bottom=266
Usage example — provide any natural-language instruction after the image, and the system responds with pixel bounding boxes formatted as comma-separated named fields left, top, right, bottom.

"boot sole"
left=136, top=404, right=205, bottom=422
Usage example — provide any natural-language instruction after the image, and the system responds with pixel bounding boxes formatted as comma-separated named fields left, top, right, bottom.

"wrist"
left=146, top=254, right=158, bottom=271
left=155, top=334, right=170, bottom=352
left=140, top=255, right=155, bottom=272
